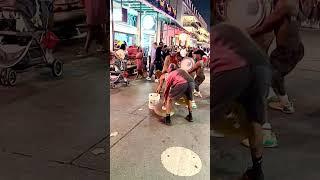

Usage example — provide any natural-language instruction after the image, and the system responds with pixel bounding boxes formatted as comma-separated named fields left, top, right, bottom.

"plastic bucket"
left=149, top=93, right=160, bottom=110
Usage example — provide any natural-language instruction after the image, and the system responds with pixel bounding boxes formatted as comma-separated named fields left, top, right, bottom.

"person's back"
left=163, top=55, right=177, bottom=73
left=167, top=69, right=194, bottom=86
left=211, top=23, right=270, bottom=75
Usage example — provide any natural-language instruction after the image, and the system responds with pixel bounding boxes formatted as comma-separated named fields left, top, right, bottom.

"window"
left=128, top=14, right=137, bottom=27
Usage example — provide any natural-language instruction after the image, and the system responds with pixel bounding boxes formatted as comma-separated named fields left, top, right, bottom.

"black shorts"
left=169, top=82, right=195, bottom=101
left=212, top=66, right=271, bottom=126
left=270, top=43, right=304, bottom=77
left=155, top=61, right=163, bottom=71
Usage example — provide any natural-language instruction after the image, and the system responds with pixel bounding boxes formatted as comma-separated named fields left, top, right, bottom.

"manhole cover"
left=161, top=147, right=202, bottom=176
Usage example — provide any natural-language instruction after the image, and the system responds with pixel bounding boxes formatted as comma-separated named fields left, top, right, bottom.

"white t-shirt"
left=180, top=48, right=187, bottom=57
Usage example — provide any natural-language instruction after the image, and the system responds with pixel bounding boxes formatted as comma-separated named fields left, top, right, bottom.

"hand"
left=163, top=99, right=167, bottom=106
left=156, top=87, right=161, bottom=94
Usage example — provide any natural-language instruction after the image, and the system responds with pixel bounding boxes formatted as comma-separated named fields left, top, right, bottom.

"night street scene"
left=110, top=0, right=210, bottom=179
left=1, top=0, right=320, bottom=179
left=0, top=0, right=211, bottom=179
left=212, top=0, right=320, bottom=180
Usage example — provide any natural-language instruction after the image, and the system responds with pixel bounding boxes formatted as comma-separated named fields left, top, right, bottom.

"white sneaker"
left=191, top=101, right=197, bottom=109
left=155, top=79, right=159, bottom=83
left=262, top=123, right=272, bottom=130
left=194, top=91, right=202, bottom=98
left=146, top=77, right=152, bottom=81
left=282, top=102, right=295, bottom=114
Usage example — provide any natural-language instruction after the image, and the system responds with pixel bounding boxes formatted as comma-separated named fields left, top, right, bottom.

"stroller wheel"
left=52, top=59, right=63, bottom=77
left=7, top=69, right=17, bottom=86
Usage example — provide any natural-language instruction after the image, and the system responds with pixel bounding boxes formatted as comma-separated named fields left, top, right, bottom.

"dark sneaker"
left=242, top=168, right=264, bottom=180
left=185, top=114, right=193, bottom=122
left=162, top=117, right=171, bottom=126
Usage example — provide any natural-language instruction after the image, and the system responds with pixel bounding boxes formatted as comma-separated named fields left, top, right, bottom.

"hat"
left=193, top=49, right=206, bottom=57
left=168, top=63, right=177, bottom=73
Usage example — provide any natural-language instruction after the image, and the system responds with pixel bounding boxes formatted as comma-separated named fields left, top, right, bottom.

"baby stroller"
left=110, top=59, right=129, bottom=89
left=0, top=0, right=63, bottom=86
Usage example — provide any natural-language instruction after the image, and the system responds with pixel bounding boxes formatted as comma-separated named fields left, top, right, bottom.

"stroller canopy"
left=0, top=0, right=37, bottom=19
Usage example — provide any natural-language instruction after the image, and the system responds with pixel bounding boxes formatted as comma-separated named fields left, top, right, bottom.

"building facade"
left=110, top=0, right=209, bottom=51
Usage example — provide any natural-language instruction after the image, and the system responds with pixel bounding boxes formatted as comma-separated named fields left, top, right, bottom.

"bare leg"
left=249, top=122, right=263, bottom=160
left=165, top=98, right=172, bottom=115
left=164, top=98, right=172, bottom=125
left=187, top=100, right=192, bottom=113
left=243, top=122, right=264, bottom=180
left=185, top=100, right=193, bottom=122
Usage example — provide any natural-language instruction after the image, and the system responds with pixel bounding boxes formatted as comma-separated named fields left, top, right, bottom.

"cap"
left=193, top=49, right=206, bottom=57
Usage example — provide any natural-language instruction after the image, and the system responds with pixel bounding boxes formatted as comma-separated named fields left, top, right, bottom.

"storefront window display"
left=115, top=32, right=136, bottom=46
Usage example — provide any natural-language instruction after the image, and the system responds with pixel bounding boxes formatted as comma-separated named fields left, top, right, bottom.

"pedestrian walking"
left=136, top=47, right=144, bottom=79
left=153, top=42, right=164, bottom=82
left=146, top=42, right=158, bottom=81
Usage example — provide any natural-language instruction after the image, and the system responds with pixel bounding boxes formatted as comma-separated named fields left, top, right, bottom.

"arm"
left=188, top=61, right=200, bottom=74
left=163, top=74, right=174, bottom=100
left=162, top=57, right=170, bottom=73
left=249, top=0, right=290, bottom=37
left=156, top=74, right=166, bottom=93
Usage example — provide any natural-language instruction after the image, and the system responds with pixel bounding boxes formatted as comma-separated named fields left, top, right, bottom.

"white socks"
left=279, top=95, right=290, bottom=106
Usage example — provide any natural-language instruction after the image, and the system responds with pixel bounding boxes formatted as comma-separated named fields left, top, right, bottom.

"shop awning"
left=114, top=0, right=184, bottom=29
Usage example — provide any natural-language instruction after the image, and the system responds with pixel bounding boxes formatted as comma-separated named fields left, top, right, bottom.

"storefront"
left=110, top=0, right=185, bottom=51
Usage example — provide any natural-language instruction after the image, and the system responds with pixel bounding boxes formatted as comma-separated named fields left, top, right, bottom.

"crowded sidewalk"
left=110, top=70, right=210, bottom=179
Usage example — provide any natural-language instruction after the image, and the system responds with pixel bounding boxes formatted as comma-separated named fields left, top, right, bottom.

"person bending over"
left=162, top=64, right=195, bottom=125
left=212, top=23, right=272, bottom=180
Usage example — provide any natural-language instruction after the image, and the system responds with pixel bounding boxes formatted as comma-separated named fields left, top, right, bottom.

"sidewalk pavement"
left=0, top=45, right=107, bottom=179
left=110, top=72, right=210, bottom=180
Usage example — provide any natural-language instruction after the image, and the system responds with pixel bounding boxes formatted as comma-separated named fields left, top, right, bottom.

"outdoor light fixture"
left=179, top=33, right=188, bottom=41
left=142, top=15, right=155, bottom=30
